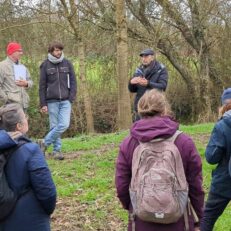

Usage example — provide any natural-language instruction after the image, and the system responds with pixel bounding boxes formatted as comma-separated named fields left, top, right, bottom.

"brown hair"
left=48, top=41, right=64, bottom=53
left=219, top=99, right=231, bottom=117
left=138, top=89, right=173, bottom=118
left=0, top=104, right=24, bottom=131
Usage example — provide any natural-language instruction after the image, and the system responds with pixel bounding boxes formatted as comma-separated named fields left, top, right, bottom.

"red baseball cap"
left=6, top=42, right=23, bottom=55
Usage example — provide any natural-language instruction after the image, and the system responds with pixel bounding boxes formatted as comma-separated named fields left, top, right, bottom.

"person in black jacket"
left=39, top=41, right=77, bottom=160
left=128, top=48, right=168, bottom=121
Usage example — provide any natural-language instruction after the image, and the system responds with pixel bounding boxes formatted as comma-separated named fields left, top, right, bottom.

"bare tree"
left=122, top=0, right=225, bottom=120
left=59, top=0, right=95, bottom=133
left=1, top=0, right=231, bottom=127
left=115, top=0, right=132, bottom=129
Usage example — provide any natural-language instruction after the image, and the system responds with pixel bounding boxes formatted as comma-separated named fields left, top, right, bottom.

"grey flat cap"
left=139, top=48, right=154, bottom=56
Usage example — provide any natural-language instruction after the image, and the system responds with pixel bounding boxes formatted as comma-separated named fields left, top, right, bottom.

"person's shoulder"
left=177, top=132, right=191, bottom=141
left=19, top=141, right=43, bottom=158
left=62, top=59, right=75, bottom=70
left=175, top=132, right=195, bottom=148
left=10, top=138, right=37, bottom=161
left=16, top=136, right=35, bottom=150
left=0, top=58, right=8, bottom=66
left=120, top=135, right=139, bottom=155
left=120, top=135, right=132, bottom=147
left=215, top=118, right=231, bottom=134
left=215, top=119, right=223, bottom=128
left=0, top=60, right=4, bottom=70
left=63, top=58, right=73, bottom=65
left=155, top=61, right=166, bottom=70
left=174, top=132, right=200, bottom=159
left=40, top=59, right=49, bottom=68
left=21, top=141, right=48, bottom=170
left=209, top=118, right=225, bottom=132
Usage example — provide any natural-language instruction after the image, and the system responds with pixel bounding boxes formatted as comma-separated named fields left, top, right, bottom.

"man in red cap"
left=0, top=42, right=33, bottom=110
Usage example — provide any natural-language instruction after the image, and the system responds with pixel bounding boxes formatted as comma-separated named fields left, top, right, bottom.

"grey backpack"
left=129, top=130, right=188, bottom=224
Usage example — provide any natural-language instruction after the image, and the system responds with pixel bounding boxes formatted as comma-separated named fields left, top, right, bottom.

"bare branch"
left=0, top=21, right=75, bottom=36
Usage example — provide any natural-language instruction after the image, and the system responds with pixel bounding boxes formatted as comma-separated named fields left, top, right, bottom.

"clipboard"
left=13, top=64, right=27, bottom=81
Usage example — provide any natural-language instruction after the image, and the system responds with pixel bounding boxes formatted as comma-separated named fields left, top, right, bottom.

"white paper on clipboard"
left=13, top=64, right=27, bottom=80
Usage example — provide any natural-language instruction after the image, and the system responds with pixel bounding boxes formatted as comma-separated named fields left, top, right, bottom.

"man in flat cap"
left=128, top=48, right=168, bottom=121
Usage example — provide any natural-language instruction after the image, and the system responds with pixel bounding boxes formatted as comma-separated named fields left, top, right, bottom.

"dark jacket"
left=115, top=116, right=204, bottom=231
left=0, top=130, right=56, bottom=231
left=39, top=58, right=77, bottom=107
left=128, top=61, right=168, bottom=111
left=205, top=110, right=231, bottom=198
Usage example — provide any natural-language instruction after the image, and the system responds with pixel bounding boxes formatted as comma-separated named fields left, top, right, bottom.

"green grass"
left=179, top=122, right=214, bottom=134
left=61, top=130, right=128, bottom=152
left=48, top=123, right=229, bottom=231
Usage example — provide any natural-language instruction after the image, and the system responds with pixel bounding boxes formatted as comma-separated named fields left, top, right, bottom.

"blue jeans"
left=200, top=192, right=230, bottom=231
left=44, top=100, right=71, bottom=152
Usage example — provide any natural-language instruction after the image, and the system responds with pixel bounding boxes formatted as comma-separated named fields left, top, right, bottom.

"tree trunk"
left=78, top=41, right=95, bottom=133
left=115, top=0, right=132, bottom=129
left=125, top=0, right=223, bottom=120
left=59, top=0, right=95, bottom=133
left=158, top=39, right=200, bottom=121
left=198, top=52, right=212, bottom=121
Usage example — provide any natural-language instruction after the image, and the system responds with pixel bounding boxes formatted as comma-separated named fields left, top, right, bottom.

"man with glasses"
left=128, top=48, right=168, bottom=121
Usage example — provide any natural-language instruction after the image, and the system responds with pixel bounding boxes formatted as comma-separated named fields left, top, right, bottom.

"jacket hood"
left=0, top=130, right=26, bottom=151
left=222, top=110, right=231, bottom=128
left=131, top=116, right=179, bottom=142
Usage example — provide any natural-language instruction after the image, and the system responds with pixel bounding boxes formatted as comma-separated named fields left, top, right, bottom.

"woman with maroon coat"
left=115, top=89, right=204, bottom=231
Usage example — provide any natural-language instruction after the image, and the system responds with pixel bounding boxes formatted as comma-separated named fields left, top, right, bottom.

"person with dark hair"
left=39, top=41, right=77, bottom=160
left=200, top=88, right=231, bottom=231
left=47, top=41, right=64, bottom=53
left=0, top=42, right=33, bottom=111
left=128, top=48, right=168, bottom=121
left=0, top=103, right=56, bottom=231
left=115, top=89, right=204, bottom=231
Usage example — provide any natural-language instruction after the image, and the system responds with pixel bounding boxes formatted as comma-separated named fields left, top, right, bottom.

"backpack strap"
left=3, top=140, right=29, bottom=196
left=167, top=130, right=183, bottom=143
left=146, top=130, right=183, bottom=144
left=129, top=212, right=135, bottom=231
left=184, top=209, right=189, bottom=231
left=3, top=140, right=27, bottom=161
left=169, top=130, right=191, bottom=231
left=183, top=199, right=199, bottom=231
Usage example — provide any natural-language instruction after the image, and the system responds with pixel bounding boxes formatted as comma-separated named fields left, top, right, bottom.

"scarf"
left=140, top=61, right=156, bottom=79
left=48, top=52, right=64, bottom=64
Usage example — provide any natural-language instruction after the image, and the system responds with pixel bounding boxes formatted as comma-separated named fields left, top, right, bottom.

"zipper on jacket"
left=67, top=74, right=70, bottom=89
left=57, top=66, right=62, bottom=100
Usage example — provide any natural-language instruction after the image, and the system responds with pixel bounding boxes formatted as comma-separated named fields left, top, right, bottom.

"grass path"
left=47, top=124, right=231, bottom=231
